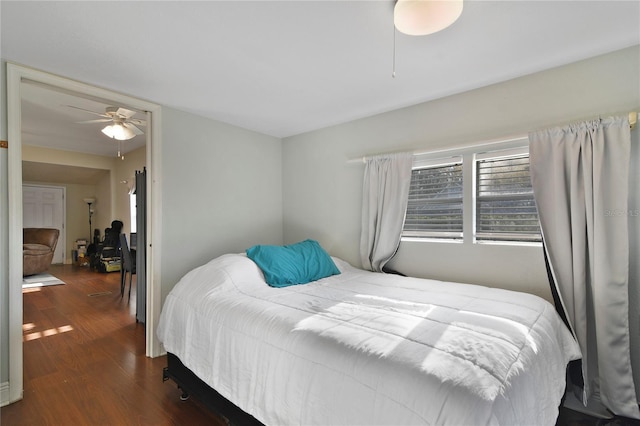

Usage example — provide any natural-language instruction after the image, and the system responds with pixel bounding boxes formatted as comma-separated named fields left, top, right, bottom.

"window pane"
left=476, top=155, right=540, bottom=242
left=130, top=193, right=137, bottom=233
left=403, top=163, right=463, bottom=239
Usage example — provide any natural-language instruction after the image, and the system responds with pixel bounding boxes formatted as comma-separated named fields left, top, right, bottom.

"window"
left=401, top=139, right=542, bottom=244
left=403, top=158, right=463, bottom=239
left=475, top=149, right=541, bottom=242
left=130, top=193, right=137, bottom=233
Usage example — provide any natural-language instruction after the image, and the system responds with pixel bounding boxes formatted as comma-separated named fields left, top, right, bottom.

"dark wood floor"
left=1, top=263, right=224, bottom=426
left=2, top=263, right=637, bottom=425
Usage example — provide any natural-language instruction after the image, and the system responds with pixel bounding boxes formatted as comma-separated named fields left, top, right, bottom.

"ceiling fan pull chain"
left=392, top=22, right=397, bottom=79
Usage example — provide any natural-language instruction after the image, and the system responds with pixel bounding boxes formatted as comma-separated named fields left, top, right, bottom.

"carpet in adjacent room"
left=22, top=273, right=66, bottom=288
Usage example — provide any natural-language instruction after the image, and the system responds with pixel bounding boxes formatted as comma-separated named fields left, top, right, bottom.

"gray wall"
left=159, top=107, right=283, bottom=299
left=282, top=45, right=640, bottom=396
left=0, top=87, right=283, bottom=387
left=282, top=45, right=639, bottom=300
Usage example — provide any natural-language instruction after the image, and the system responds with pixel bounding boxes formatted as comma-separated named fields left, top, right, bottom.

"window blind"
left=475, top=155, right=541, bottom=242
left=403, top=162, right=463, bottom=239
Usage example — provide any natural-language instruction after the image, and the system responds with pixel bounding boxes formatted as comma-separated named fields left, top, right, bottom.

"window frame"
left=130, top=192, right=137, bottom=233
left=402, top=155, right=464, bottom=241
left=401, top=137, right=542, bottom=246
left=473, top=146, right=541, bottom=244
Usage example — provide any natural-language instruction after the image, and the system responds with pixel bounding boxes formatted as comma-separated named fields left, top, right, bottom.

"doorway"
left=6, top=63, right=163, bottom=405
left=22, top=184, right=66, bottom=264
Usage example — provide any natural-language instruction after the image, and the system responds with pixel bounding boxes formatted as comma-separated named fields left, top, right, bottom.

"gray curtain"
left=529, top=116, right=639, bottom=419
left=360, top=153, right=413, bottom=272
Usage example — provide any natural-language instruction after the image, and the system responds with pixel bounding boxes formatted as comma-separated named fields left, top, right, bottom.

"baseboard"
left=0, top=381, right=10, bottom=407
left=563, top=389, right=614, bottom=419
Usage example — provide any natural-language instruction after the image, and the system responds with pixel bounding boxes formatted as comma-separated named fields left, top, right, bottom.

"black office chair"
left=90, top=220, right=123, bottom=272
left=119, top=233, right=136, bottom=299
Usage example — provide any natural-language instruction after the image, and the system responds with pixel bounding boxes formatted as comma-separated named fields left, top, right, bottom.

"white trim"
left=474, top=144, right=529, bottom=161
left=146, top=109, right=164, bottom=357
left=472, top=144, right=540, bottom=245
left=563, top=389, right=614, bottom=420
left=412, top=154, right=462, bottom=170
left=347, top=135, right=529, bottom=164
left=401, top=136, right=536, bottom=246
left=400, top=236, right=463, bottom=244
left=416, top=136, right=530, bottom=158
left=474, top=239, right=543, bottom=247
left=6, top=63, right=163, bottom=403
left=404, top=159, right=464, bottom=240
left=7, top=63, right=24, bottom=404
left=0, top=381, right=10, bottom=407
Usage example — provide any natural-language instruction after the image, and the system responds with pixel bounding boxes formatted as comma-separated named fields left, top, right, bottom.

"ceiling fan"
left=67, top=105, right=145, bottom=140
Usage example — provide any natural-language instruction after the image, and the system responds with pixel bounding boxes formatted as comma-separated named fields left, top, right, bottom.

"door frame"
left=7, top=63, right=164, bottom=404
left=22, top=184, right=66, bottom=264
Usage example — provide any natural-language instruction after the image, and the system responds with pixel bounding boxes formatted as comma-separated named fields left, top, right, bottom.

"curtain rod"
left=346, top=135, right=528, bottom=164
left=347, top=111, right=639, bottom=164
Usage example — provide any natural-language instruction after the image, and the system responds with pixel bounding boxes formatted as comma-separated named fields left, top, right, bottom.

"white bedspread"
left=157, top=254, right=581, bottom=426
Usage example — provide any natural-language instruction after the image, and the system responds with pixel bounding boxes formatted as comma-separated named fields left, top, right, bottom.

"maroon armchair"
left=23, top=228, right=60, bottom=276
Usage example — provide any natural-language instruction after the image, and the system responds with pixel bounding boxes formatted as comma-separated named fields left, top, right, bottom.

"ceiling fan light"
left=101, top=124, right=116, bottom=139
left=101, top=123, right=136, bottom=140
left=394, top=0, right=463, bottom=36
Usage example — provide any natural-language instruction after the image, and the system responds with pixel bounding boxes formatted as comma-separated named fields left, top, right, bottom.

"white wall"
left=159, top=107, right=283, bottom=300
left=282, top=46, right=639, bottom=302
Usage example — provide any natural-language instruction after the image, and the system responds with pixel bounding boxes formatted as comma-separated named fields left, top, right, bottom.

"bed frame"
left=164, top=352, right=572, bottom=426
left=163, top=352, right=263, bottom=426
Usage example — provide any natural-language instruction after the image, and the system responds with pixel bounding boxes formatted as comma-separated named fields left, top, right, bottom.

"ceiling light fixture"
left=101, top=122, right=136, bottom=141
left=394, top=0, right=463, bottom=36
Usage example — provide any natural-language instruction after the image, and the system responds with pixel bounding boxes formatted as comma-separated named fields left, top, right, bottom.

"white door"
left=23, top=185, right=66, bottom=264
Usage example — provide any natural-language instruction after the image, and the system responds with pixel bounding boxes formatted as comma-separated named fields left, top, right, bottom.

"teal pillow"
left=245, top=239, right=340, bottom=287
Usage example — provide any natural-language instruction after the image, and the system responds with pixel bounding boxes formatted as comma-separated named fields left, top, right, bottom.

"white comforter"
left=157, top=254, right=581, bottom=426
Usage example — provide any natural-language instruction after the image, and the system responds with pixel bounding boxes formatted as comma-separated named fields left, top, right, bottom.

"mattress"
left=157, top=253, right=581, bottom=425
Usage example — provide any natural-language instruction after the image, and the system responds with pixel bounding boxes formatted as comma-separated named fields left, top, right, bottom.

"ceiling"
left=21, top=82, right=147, bottom=157
left=2, top=1, right=639, bottom=152
left=18, top=81, right=147, bottom=184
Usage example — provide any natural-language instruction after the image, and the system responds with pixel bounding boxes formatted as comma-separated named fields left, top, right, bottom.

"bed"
left=157, top=245, right=581, bottom=425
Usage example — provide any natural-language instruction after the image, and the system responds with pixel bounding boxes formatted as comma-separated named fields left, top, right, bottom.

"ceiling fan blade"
left=127, top=118, right=146, bottom=126
left=78, top=119, right=112, bottom=124
left=116, top=107, right=137, bottom=119
left=65, top=105, right=110, bottom=118
left=123, top=122, right=144, bottom=135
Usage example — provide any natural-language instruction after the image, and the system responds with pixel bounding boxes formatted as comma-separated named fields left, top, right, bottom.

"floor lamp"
left=83, top=197, right=96, bottom=242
